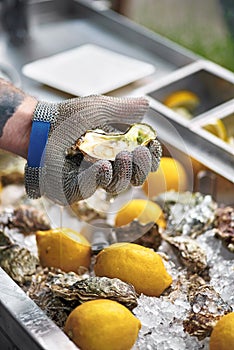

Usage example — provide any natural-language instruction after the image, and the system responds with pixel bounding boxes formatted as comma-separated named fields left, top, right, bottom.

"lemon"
left=36, top=228, right=91, bottom=273
left=163, top=90, right=200, bottom=112
left=209, top=312, right=234, bottom=350
left=94, top=242, right=172, bottom=296
left=203, top=119, right=227, bottom=141
left=64, top=299, right=141, bottom=350
left=114, top=198, right=166, bottom=228
left=142, top=157, right=188, bottom=198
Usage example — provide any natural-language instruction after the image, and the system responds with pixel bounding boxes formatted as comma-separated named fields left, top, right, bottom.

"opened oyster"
left=66, top=123, right=157, bottom=162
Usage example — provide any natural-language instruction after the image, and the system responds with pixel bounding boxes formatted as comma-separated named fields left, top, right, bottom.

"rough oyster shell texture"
left=49, top=275, right=138, bottom=310
left=0, top=205, right=51, bottom=233
left=28, top=268, right=138, bottom=329
left=183, top=277, right=232, bottom=340
left=0, top=241, right=39, bottom=285
left=28, top=268, right=80, bottom=329
left=163, top=235, right=208, bottom=275
left=156, top=191, right=217, bottom=237
left=66, top=123, right=157, bottom=162
left=0, top=229, right=39, bottom=285
left=214, top=206, right=234, bottom=252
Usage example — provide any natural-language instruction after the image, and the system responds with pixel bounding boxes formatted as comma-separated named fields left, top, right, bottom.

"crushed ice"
left=132, top=228, right=233, bottom=350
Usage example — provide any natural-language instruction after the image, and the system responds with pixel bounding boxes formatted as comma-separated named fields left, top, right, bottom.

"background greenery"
left=119, top=0, right=234, bottom=72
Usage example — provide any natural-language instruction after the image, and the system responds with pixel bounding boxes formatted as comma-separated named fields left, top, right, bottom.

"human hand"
left=25, top=95, right=162, bottom=205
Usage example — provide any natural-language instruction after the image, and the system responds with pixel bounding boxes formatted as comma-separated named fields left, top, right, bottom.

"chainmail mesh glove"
left=25, top=95, right=162, bottom=206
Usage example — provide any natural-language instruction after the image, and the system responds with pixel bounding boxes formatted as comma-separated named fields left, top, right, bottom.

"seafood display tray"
left=0, top=1, right=233, bottom=349
left=140, top=60, right=234, bottom=183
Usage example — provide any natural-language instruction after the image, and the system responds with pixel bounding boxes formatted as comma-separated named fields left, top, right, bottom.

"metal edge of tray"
left=144, top=105, right=234, bottom=183
left=133, top=60, right=234, bottom=182
left=0, top=268, right=77, bottom=350
left=70, top=0, right=198, bottom=67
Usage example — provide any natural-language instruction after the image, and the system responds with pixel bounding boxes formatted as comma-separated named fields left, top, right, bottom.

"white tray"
left=22, top=44, right=155, bottom=96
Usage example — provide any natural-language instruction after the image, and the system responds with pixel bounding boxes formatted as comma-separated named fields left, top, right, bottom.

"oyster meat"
left=66, top=123, right=157, bottom=162
left=49, top=276, right=138, bottom=310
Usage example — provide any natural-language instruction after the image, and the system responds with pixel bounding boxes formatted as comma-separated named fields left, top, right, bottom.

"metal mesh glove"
left=25, top=95, right=162, bottom=206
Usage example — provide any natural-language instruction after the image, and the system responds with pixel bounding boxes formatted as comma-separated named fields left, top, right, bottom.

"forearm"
left=0, top=78, right=37, bottom=158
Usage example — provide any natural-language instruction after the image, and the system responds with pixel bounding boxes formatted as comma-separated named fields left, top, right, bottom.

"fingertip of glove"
left=95, top=159, right=113, bottom=186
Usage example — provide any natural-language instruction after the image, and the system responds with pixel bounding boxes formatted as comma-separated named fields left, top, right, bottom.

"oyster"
left=133, top=223, right=162, bottom=250
left=115, top=220, right=154, bottom=243
left=0, top=205, right=51, bottom=233
left=163, top=235, right=208, bottom=275
left=66, top=123, right=157, bottom=162
left=0, top=150, right=25, bottom=186
left=214, top=206, right=234, bottom=252
left=28, top=268, right=80, bottom=329
left=0, top=243, right=39, bottom=285
left=183, top=279, right=232, bottom=340
left=156, top=191, right=217, bottom=237
left=49, top=276, right=138, bottom=310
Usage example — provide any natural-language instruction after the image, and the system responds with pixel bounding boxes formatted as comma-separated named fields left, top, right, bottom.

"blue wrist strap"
left=27, top=120, right=51, bottom=167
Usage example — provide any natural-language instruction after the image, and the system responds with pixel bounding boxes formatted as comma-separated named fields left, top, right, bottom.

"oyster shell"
left=114, top=219, right=154, bottom=243
left=163, top=235, right=208, bottom=275
left=156, top=191, right=217, bottom=237
left=0, top=205, right=51, bottom=234
left=0, top=150, right=25, bottom=186
left=28, top=268, right=80, bottom=329
left=214, top=206, right=234, bottom=252
left=133, top=223, right=162, bottom=250
left=49, top=276, right=138, bottom=310
left=66, top=123, right=157, bottom=162
left=183, top=278, right=232, bottom=339
left=0, top=243, right=39, bottom=285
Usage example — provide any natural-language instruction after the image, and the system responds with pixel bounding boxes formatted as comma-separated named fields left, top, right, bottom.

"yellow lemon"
left=94, top=242, right=172, bottom=296
left=64, top=299, right=141, bottom=350
left=142, top=157, right=188, bottom=198
left=163, top=90, right=200, bottom=112
left=203, top=119, right=227, bottom=141
left=114, top=199, right=166, bottom=228
left=36, top=228, right=91, bottom=273
left=209, top=312, right=234, bottom=350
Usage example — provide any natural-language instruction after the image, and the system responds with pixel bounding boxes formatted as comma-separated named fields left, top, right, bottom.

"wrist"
left=0, top=95, right=37, bottom=158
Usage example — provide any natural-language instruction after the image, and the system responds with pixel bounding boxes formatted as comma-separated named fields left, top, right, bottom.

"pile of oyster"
left=0, top=189, right=233, bottom=345
left=0, top=147, right=233, bottom=349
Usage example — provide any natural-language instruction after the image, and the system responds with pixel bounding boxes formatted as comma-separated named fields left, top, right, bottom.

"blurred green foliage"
left=150, top=26, right=234, bottom=72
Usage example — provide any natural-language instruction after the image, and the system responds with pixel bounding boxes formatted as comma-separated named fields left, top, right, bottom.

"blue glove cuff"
left=25, top=101, right=58, bottom=199
left=27, top=101, right=58, bottom=167
left=27, top=120, right=51, bottom=167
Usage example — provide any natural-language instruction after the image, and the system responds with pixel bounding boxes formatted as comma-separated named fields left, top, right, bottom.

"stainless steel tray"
left=139, top=60, right=234, bottom=183
left=0, top=268, right=77, bottom=350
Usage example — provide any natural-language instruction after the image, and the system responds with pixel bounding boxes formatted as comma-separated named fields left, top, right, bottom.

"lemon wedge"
left=203, top=119, right=227, bottom=141
left=163, top=90, right=200, bottom=112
